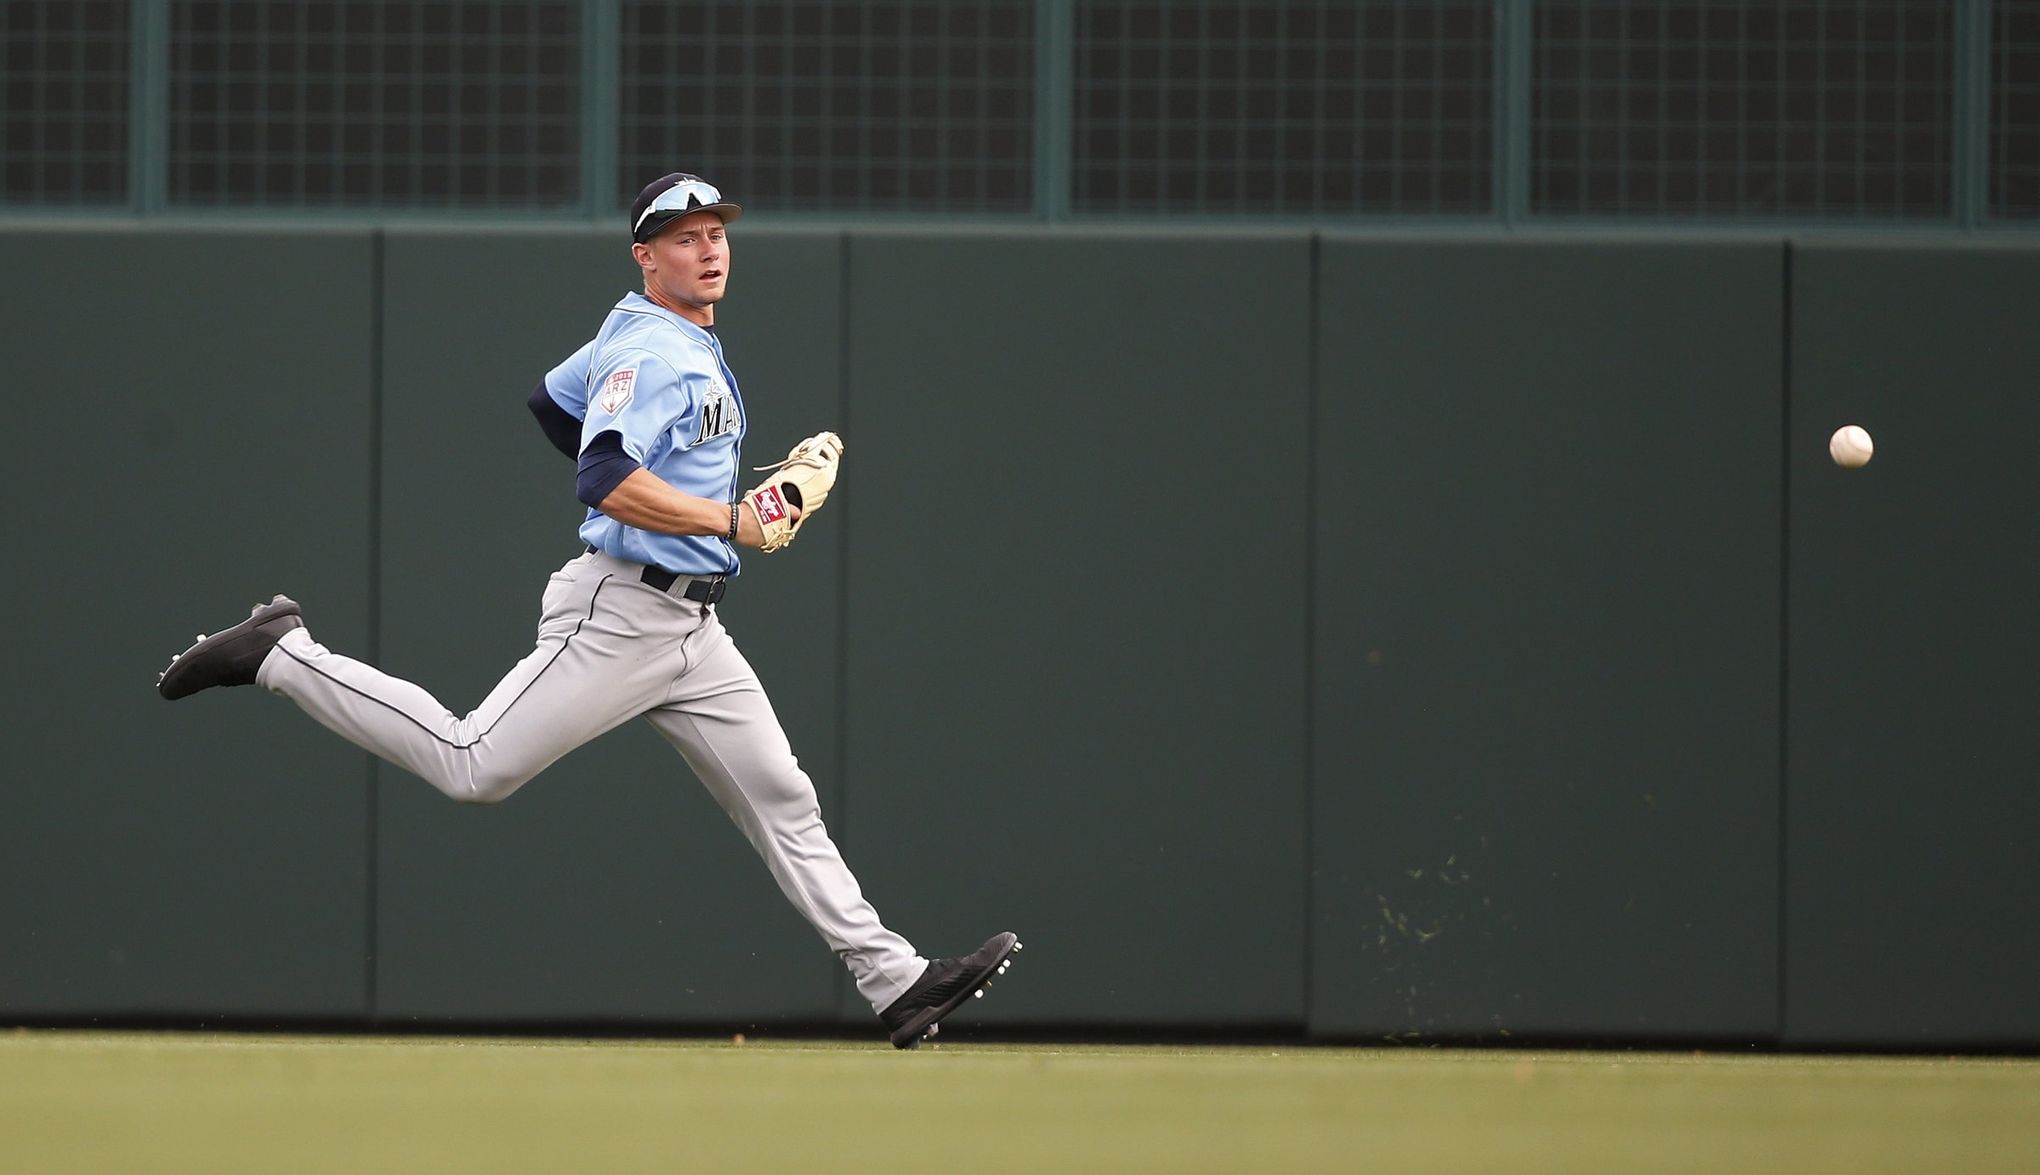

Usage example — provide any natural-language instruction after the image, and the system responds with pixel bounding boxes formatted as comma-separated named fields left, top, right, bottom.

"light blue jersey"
left=542, top=341, right=595, bottom=419
left=571, top=293, right=748, bottom=576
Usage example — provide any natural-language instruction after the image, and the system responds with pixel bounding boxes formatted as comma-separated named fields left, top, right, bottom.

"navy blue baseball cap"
left=629, top=172, right=743, bottom=242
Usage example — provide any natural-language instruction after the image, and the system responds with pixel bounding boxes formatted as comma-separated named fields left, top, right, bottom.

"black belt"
left=586, top=547, right=728, bottom=604
left=644, top=566, right=727, bottom=604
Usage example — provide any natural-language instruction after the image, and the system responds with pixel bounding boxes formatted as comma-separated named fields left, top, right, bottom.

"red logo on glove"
left=752, top=485, right=789, bottom=524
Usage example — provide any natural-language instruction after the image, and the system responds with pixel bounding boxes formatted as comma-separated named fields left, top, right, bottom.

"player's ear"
left=630, top=241, right=654, bottom=273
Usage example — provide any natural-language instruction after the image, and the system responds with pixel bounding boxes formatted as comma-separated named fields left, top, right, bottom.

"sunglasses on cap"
left=633, top=179, right=739, bottom=237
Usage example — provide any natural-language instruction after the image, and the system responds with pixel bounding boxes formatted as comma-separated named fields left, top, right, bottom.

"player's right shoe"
left=156, top=595, right=304, bottom=701
left=879, top=931, right=1021, bottom=1049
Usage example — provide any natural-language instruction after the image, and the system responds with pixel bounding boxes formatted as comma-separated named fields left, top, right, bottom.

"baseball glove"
left=744, top=430, right=844, bottom=553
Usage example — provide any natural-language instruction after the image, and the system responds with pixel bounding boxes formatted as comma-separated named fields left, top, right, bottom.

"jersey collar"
left=618, top=291, right=717, bottom=341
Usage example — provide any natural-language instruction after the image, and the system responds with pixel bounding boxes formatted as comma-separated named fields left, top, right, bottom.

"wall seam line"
left=1776, top=238, right=1793, bottom=1045
left=364, top=227, right=386, bottom=1024
left=1302, top=232, right=1320, bottom=1033
left=834, top=229, right=854, bottom=1026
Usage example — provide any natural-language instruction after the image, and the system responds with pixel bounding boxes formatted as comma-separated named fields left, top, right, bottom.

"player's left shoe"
left=879, top=931, right=1021, bottom=1049
left=156, top=595, right=304, bottom=700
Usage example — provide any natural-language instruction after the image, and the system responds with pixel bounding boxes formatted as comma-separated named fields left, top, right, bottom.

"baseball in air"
left=1828, top=425, right=1874, bottom=468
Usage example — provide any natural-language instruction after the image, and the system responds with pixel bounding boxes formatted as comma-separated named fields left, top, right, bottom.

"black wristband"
left=728, top=500, right=741, bottom=543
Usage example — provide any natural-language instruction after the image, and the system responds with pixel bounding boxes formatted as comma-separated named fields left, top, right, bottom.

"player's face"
left=638, top=210, right=731, bottom=319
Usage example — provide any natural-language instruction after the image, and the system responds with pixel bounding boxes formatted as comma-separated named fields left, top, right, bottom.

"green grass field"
left=1, top=1031, right=2034, bottom=1173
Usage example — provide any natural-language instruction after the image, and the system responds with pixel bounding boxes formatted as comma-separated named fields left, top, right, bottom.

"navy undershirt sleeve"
left=527, top=379, right=582, bottom=460
left=576, top=429, right=642, bottom=508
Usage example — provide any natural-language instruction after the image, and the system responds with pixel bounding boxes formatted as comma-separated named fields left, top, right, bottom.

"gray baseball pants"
left=254, top=549, right=925, bottom=1012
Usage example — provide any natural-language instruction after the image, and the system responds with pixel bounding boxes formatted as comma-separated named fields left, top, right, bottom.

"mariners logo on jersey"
left=696, top=375, right=739, bottom=445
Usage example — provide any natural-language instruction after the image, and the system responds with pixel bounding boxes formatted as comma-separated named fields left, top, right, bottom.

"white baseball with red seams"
left=1829, top=424, right=1875, bottom=468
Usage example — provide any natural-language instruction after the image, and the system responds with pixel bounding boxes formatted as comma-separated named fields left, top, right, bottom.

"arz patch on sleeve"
left=597, top=368, right=637, bottom=416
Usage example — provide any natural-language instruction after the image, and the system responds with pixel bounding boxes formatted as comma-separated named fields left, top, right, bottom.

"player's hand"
left=736, top=498, right=801, bottom=548
left=742, top=431, right=842, bottom=553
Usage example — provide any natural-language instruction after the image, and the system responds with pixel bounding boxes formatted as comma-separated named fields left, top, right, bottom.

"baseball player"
left=156, top=172, right=1017, bottom=1049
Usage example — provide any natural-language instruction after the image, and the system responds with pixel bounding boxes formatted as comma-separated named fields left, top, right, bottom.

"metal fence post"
left=128, top=0, right=168, bottom=215
left=1953, top=0, right=1992, bottom=228
left=1035, top=0, right=1075, bottom=222
left=582, top=0, right=621, bottom=220
left=1493, top=0, right=1533, bottom=226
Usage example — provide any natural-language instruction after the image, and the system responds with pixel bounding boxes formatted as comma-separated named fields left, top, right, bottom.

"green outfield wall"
left=1782, top=243, right=2040, bottom=1048
left=1309, top=237, right=1785, bottom=1041
left=0, top=229, right=376, bottom=1019
left=1, top=226, right=2033, bottom=1048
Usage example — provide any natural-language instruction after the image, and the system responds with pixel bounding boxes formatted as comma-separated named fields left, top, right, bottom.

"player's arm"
left=593, top=468, right=783, bottom=547
left=529, top=342, right=597, bottom=460
left=528, top=380, right=581, bottom=459
left=577, top=430, right=788, bottom=548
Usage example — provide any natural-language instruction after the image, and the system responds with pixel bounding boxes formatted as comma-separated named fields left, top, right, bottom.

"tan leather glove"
left=743, top=431, right=844, bottom=553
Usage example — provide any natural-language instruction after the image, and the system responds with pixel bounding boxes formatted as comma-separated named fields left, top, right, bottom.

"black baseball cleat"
left=156, top=595, right=304, bottom=701
left=880, top=932, right=1021, bottom=1050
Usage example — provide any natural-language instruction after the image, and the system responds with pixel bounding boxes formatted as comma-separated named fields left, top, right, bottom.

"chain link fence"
left=1072, top=2, right=1494, bottom=216
left=1533, top=2, right=1954, bottom=219
left=168, top=1, right=578, bottom=208
left=4, top=0, right=2035, bottom=224
left=619, top=1, right=1035, bottom=215
left=1996, top=0, right=2040, bottom=215
left=2, top=0, right=129, bottom=204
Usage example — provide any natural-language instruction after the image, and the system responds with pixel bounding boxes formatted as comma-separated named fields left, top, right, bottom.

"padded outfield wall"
left=0, top=226, right=2032, bottom=1048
